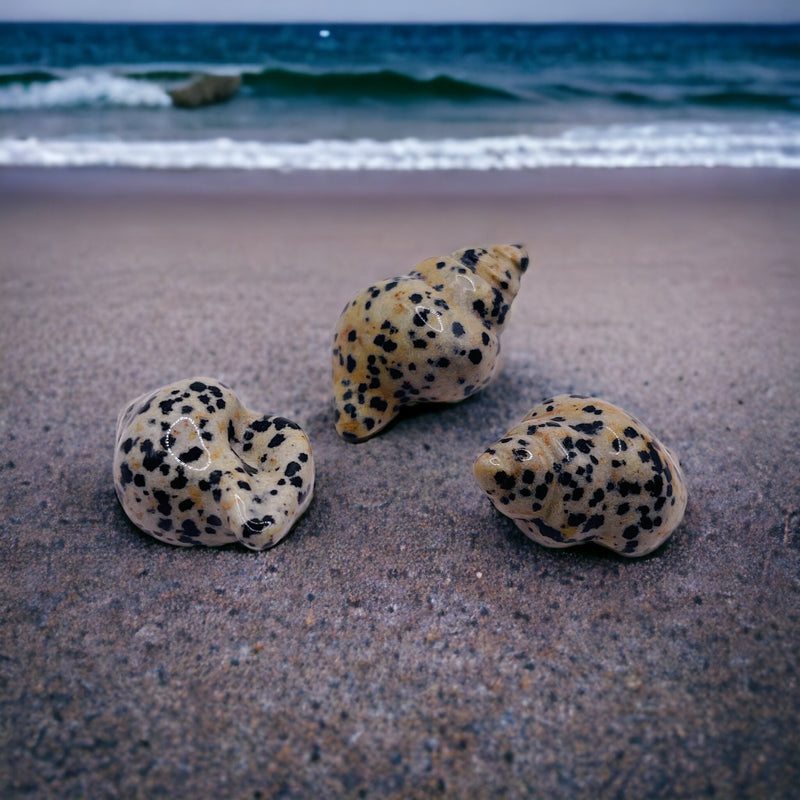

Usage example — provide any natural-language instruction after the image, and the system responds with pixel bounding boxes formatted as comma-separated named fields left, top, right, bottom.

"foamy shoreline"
left=2, top=122, right=799, bottom=170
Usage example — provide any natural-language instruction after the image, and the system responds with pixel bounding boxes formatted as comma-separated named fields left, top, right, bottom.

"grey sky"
left=1, top=0, right=797, bottom=23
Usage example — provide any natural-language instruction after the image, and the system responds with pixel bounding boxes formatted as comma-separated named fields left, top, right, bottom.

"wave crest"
left=240, top=67, right=518, bottom=101
left=0, top=74, right=171, bottom=109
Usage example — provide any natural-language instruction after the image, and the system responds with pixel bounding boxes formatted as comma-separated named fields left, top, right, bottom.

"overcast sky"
left=1, top=0, right=797, bottom=23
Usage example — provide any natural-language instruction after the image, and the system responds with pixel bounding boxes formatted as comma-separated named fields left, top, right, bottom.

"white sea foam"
left=1, top=123, right=798, bottom=169
left=0, top=74, right=172, bottom=109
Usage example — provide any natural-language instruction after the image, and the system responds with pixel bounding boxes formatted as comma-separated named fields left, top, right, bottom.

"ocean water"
left=0, top=22, right=798, bottom=170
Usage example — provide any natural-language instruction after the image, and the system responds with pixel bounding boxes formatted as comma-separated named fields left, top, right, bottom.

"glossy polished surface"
left=474, top=395, right=688, bottom=557
left=332, top=244, right=529, bottom=441
left=113, top=377, right=314, bottom=550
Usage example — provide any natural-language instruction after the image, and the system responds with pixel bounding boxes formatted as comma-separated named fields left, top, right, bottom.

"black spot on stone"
left=119, top=462, right=134, bottom=487
left=583, top=514, right=605, bottom=532
left=346, top=354, right=357, bottom=373
left=268, top=433, right=286, bottom=448
left=189, top=381, right=208, bottom=393
left=588, top=488, right=605, bottom=507
left=644, top=474, right=664, bottom=497
left=369, top=396, right=388, bottom=412
left=178, top=498, right=194, bottom=512
left=572, top=421, right=604, bottom=435
left=273, top=418, right=300, bottom=431
left=617, top=480, right=641, bottom=497
left=179, top=446, right=205, bottom=464
left=285, top=461, right=301, bottom=477
left=158, top=397, right=179, bottom=415
left=494, top=471, right=516, bottom=491
left=461, top=249, right=480, bottom=266
left=451, top=321, right=465, bottom=337
left=153, top=489, right=171, bottom=517
left=373, top=334, right=398, bottom=353
left=532, top=519, right=565, bottom=542
left=468, top=349, right=483, bottom=365
left=157, top=518, right=172, bottom=531
left=567, top=512, right=587, bottom=527
left=622, top=525, right=640, bottom=540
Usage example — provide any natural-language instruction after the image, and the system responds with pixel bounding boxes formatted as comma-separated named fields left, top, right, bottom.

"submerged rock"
left=168, top=74, right=241, bottom=108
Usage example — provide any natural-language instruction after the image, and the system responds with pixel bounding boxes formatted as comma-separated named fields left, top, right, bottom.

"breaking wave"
left=0, top=73, right=171, bottom=109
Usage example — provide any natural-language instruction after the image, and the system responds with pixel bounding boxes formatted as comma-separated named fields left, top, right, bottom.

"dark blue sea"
left=1, top=22, right=798, bottom=169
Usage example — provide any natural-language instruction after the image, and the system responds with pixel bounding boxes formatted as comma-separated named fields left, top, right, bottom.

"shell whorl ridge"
left=332, top=244, right=529, bottom=441
left=113, top=378, right=314, bottom=550
left=473, top=395, right=688, bottom=557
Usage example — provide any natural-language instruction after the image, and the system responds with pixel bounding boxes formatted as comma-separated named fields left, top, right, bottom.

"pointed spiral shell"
left=332, top=244, right=529, bottom=441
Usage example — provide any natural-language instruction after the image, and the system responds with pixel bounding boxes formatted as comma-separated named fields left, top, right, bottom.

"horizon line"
left=1, top=18, right=799, bottom=25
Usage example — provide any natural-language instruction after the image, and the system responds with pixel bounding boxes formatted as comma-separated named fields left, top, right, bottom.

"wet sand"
left=1, top=166, right=799, bottom=798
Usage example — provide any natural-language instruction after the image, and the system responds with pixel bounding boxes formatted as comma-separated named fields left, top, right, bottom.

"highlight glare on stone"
left=113, top=377, right=314, bottom=550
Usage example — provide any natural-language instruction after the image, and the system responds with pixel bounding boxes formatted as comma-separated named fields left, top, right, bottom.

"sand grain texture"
left=1, top=168, right=799, bottom=798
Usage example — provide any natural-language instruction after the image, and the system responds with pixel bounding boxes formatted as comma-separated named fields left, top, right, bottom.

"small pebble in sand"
left=113, top=377, right=314, bottom=550
left=473, top=395, right=687, bottom=557
left=332, top=244, right=529, bottom=441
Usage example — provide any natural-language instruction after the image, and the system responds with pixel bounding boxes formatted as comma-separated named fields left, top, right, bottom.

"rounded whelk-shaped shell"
left=332, top=244, right=529, bottom=441
left=113, top=378, right=314, bottom=550
left=473, top=395, right=687, bottom=557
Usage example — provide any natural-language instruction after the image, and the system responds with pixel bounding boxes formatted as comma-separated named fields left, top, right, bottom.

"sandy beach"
left=1, top=166, right=799, bottom=798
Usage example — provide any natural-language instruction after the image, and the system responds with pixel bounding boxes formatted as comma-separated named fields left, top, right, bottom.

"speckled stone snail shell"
left=332, top=244, right=529, bottom=441
left=113, top=378, right=314, bottom=550
left=473, top=395, right=688, bottom=557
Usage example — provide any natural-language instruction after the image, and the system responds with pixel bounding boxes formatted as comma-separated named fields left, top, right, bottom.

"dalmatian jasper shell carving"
left=332, top=244, right=529, bottom=441
left=113, top=378, right=314, bottom=550
left=473, top=395, right=688, bottom=557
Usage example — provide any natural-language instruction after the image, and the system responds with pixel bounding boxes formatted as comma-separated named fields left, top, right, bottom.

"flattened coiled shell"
left=332, top=244, right=529, bottom=441
left=473, top=395, right=688, bottom=557
left=113, top=378, right=314, bottom=550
